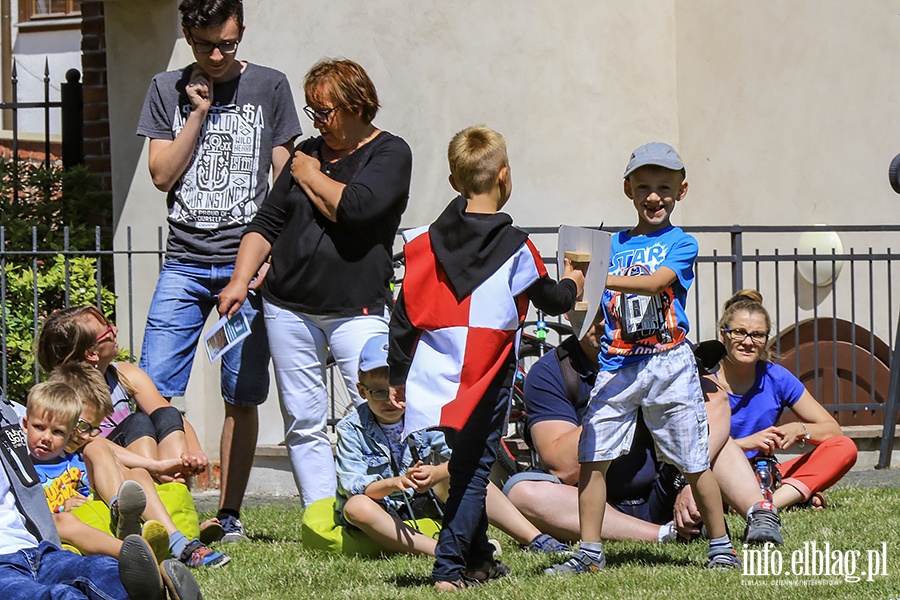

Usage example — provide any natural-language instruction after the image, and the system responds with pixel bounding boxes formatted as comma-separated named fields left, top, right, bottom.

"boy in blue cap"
left=547, top=142, right=740, bottom=574
left=335, top=334, right=568, bottom=558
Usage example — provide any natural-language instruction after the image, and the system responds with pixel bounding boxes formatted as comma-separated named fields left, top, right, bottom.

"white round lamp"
left=796, top=229, right=843, bottom=287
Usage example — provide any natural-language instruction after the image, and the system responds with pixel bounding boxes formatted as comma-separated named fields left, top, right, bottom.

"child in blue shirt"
left=28, top=363, right=229, bottom=569
left=547, top=143, right=740, bottom=574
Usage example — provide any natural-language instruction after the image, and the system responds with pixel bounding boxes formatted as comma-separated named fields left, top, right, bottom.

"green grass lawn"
left=192, top=485, right=900, bottom=599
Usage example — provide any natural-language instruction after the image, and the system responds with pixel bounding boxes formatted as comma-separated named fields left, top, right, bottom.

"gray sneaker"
left=707, top=547, right=742, bottom=569
left=543, top=549, right=605, bottom=575
left=744, top=501, right=783, bottom=545
left=112, top=480, right=146, bottom=540
left=219, top=514, right=247, bottom=543
left=161, top=559, right=203, bottom=600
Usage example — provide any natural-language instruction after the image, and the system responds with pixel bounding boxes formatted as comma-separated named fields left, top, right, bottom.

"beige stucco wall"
left=102, top=0, right=900, bottom=456
left=103, top=0, right=684, bottom=453
left=675, top=1, right=900, bottom=228
left=672, top=2, right=900, bottom=344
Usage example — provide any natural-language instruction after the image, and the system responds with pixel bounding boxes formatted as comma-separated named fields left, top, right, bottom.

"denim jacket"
left=335, top=404, right=451, bottom=515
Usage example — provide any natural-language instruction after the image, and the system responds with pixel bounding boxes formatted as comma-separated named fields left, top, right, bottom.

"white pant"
left=263, top=300, right=389, bottom=507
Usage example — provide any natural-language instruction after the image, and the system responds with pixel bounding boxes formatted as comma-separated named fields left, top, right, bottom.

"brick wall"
left=80, top=1, right=111, bottom=194
left=0, top=141, right=61, bottom=164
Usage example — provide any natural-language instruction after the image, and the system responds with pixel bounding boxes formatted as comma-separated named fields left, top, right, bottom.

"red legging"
left=778, top=435, right=858, bottom=500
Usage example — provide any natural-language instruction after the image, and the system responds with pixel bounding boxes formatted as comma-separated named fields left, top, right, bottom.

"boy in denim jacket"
left=335, top=334, right=566, bottom=558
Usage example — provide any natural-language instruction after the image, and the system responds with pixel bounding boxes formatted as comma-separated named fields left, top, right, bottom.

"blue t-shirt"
left=726, top=361, right=807, bottom=458
left=599, top=226, right=698, bottom=370
left=32, top=452, right=91, bottom=514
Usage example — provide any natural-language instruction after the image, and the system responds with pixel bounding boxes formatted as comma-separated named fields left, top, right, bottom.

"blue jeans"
left=433, top=379, right=510, bottom=582
left=0, top=542, right=127, bottom=600
left=140, top=260, right=270, bottom=405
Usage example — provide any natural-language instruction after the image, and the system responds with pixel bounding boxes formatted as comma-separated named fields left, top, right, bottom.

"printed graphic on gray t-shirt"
left=137, top=63, right=301, bottom=262
left=173, top=101, right=264, bottom=229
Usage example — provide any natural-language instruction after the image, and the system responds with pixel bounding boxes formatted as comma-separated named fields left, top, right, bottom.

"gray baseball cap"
left=623, top=142, right=685, bottom=178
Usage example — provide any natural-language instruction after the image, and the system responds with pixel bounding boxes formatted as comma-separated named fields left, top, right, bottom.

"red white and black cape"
left=388, top=196, right=575, bottom=438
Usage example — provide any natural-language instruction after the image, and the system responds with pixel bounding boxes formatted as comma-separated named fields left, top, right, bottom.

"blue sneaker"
left=219, top=514, right=247, bottom=543
left=178, top=538, right=231, bottom=568
left=523, top=533, right=569, bottom=554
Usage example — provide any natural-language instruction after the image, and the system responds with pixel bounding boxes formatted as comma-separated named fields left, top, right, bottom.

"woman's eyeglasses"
left=303, top=105, right=339, bottom=124
left=722, top=327, right=769, bottom=345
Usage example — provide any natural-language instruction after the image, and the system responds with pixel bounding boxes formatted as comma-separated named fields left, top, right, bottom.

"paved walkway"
left=836, top=466, right=900, bottom=489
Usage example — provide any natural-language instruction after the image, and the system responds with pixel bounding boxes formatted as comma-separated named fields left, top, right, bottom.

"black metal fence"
left=0, top=62, right=86, bottom=401
left=3, top=224, right=900, bottom=463
left=0, top=60, right=83, bottom=169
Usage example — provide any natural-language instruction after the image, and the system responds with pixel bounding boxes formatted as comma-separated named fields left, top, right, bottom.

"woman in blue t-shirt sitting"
left=714, top=290, right=857, bottom=510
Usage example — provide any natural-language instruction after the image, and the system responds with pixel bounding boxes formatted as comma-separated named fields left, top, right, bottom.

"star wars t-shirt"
left=599, top=225, right=698, bottom=370
left=137, top=63, right=301, bottom=262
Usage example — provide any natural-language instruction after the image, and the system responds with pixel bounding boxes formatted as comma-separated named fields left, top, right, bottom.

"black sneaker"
left=465, top=558, right=510, bottom=584
left=161, top=559, right=203, bottom=600
left=118, top=534, right=163, bottom=600
left=744, top=501, right=783, bottom=545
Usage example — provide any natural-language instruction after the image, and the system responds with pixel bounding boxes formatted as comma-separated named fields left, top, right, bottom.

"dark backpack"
left=0, top=396, right=60, bottom=545
left=553, top=336, right=595, bottom=411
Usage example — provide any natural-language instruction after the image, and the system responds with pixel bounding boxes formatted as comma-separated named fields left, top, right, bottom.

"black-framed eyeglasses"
left=722, top=327, right=769, bottom=345
left=188, top=32, right=240, bottom=55
left=74, top=419, right=101, bottom=437
left=359, top=382, right=390, bottom=402
left=303, top=105, right=339, bottom=124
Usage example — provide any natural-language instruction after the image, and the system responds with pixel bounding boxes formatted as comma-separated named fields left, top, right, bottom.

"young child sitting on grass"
left=24, top=378, right=169, bottom=562
left=336, top=333, right=569, bottom=557
left=31, top=362, right=230, bottom=569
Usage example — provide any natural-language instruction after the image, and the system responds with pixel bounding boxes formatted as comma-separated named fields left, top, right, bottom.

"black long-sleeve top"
left=245, top=131, right=412, bottom=316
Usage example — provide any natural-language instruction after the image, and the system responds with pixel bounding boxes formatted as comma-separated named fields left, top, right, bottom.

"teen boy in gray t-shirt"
left=136, top=0, right=301, bottom=543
